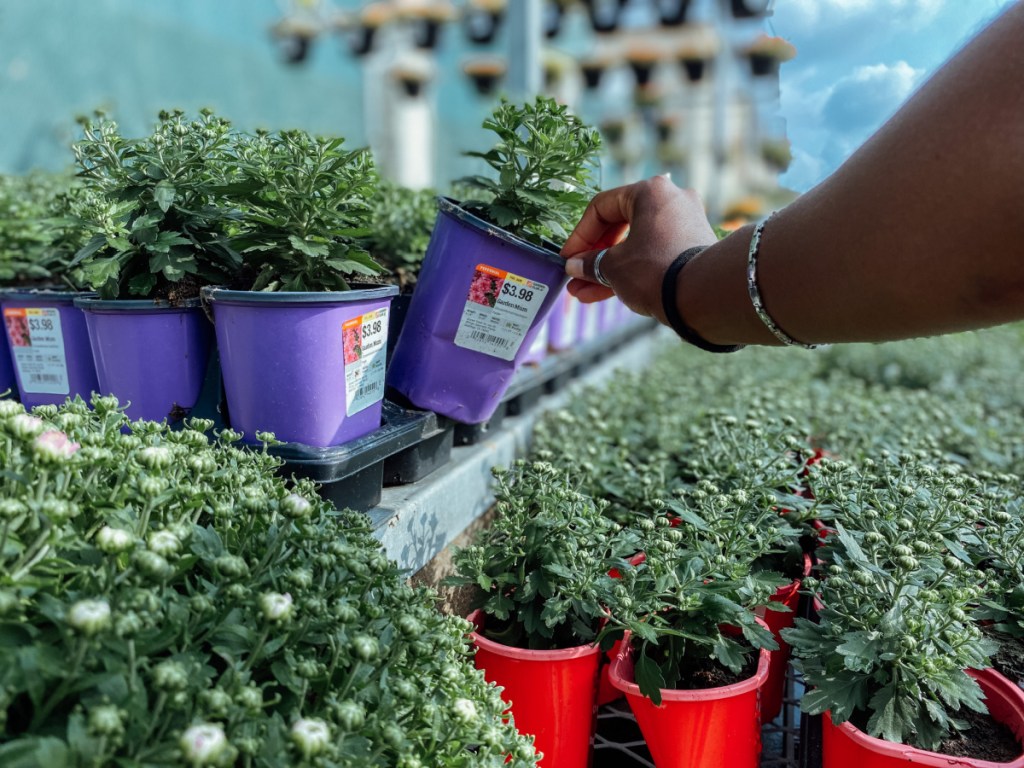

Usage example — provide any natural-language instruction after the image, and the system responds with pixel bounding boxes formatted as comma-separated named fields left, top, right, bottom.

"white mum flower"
left=180, top=723, right=228, bottom=765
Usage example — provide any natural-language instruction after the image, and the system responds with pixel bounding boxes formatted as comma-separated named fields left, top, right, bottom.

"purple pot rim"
left=201, top=284, right=398, bottom=307
left=73, top=296, right=204, bottom=312
left=437, top=197, right=567, bottom=268
left=0, top=288, right=97, bottom=305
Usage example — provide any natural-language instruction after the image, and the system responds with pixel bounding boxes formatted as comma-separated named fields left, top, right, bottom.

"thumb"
left=564, top=245, right=622, bottom=287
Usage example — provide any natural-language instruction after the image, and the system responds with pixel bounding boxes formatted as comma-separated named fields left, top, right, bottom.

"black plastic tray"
left=383, top=407, right=453, bottom=485
left=270, top=401, right=437, bottom=512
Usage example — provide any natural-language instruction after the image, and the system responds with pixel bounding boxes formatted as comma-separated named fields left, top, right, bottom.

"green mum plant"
left=0, top=398, right=538, bottom=768
left=458, top=96, right=602, bottom=246
left=70, top=110, right=244, bottom=300
left=0, top=172, right=88, bottom=289
left=364, top=180, right=436, bottom=291
left=785, top=455, right=997, bottom=751
left=227, top=130, right=385, bottom=292
left=448, top=460, right=640, bottom=651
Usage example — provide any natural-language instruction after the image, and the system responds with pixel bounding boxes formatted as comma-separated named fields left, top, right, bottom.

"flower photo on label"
left=5, top=313, right=30, bottom=347
left=343, top=324, right=362, bottom=363
left=468, top=269, right=502, bottom=308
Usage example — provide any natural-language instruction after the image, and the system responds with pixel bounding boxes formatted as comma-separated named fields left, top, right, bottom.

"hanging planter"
left=731, top=0, right=770, bottom=20
left=392, top=64, right=432, bottom=98
left=609, top=628, right=771, bottom=768
left=270, top=16, right=321, bottom=65
left=463, top=58, right=507, bottom=96
left=406, top=2, right=456, bottom=51
left=599, top=117, right=627, bottom=147
left=744, top=35, right=796, bottom=78
left=581, top=0, right=628, bottom=33
left=656, top=113, right=680, bottom=144
left=626, top=48, right=662, bottom=87
left=388, top=98, right=600, bottom=423
left=0, top=288, right=99, bottom=409
left=74, top=298, right=212, bottom=423
left=544, top=0, right=568, bottom=39
left=344, top=3, right=393, bottom=57
left=761, top=137, right=793, bottom=173
left=579, top=56, right=610, bottom=90
left=543, top=50, right=573, bottom=93
left=822, top=669, right=1024, bottom=767
left=464, top=0, right=505, bottom=45
left=657, top=0, right=693, bottom=27
left=469, top=610, right=601, bottom=768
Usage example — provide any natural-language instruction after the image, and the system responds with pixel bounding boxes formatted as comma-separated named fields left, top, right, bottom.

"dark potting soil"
left=987, top=627, right=1024, bottom=686
left=670, top=653, right=758, bottom=691
left=849, top=705, right=1022, bottom=762
left=936, top=707, right=1022, bottom=761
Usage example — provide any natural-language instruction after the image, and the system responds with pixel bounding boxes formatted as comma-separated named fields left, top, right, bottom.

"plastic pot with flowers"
left=603, top=490, right=791, bottom=768
left=0, top=395, right=540, bottom=768
left=447, top=460, right=643, bottom=768
left=0, top=171, right=98, bottom=407
left=785, top=453, right=1024, bottom=766
left=201, top=128, right=396, bottom=447
left=66, top=110, right=245, bottom=423
left=387, top=97, right=601, bottom=424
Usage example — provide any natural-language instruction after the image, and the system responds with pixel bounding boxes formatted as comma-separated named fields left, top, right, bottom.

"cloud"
left=780, top=61, right=923, bottom=191
left=777, top=0, right=943, bottom=35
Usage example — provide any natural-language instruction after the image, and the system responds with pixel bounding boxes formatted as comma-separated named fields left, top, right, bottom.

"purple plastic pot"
left=387, top=198, right=568, bottom=423
left=203, top=285, right=397, bottom=447
left=0, top=289, right=99, bottom=408
left=522, top=319, right=550, bottom=365
left=0, top=324, right=15, bottom=398
left=577, top=300, right=601, bottom=344
left=548, top=289, right=582, bottom=352
left=74, top=297, right=212, bottom=423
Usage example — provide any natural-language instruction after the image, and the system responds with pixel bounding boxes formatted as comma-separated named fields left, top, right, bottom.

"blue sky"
left=769, top=0, right=1014, bottom=192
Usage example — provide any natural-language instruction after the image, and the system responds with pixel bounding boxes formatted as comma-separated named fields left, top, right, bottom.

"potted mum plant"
left=743, top=34, right=796, bottom=77
left=449, top=461, right=641, bottom=768
left=202, top=129, right=395, bottom=447
left=786, top=455, right=1024, bottom=765
left=387, top=96, right=600, bottom=423
left=0, top=173, right=99, bottom=408
left=68, top=110, right=241, bottom=423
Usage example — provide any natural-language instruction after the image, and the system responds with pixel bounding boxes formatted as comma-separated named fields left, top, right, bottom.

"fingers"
left=566, top=279, right=614, bottom=303
left=564, top=246, right=615, bottom=285
left=560, top=184, right=637, bottom=257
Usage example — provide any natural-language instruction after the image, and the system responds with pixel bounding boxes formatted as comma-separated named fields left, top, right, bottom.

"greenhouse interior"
left=2, top=0, right=1024, bottom=766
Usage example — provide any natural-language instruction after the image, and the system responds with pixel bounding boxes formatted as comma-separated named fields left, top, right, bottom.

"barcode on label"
left=355, top=380, right=382, bottom=399
left=29, top=374, right=62, bottom=383
left=469, top=331, right=512, bottom=349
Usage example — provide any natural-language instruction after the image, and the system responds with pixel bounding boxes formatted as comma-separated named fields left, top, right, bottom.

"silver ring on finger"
left=592, top=248, right=612, bottom=287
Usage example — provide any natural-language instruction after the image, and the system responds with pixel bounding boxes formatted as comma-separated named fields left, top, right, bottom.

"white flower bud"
left=291, top=718, right=330, bottom=757
left=96, top=526, right=134, bottom=554
left=260, top=592, right=293, bottom=623
left=68, top=599, right=112, bottom=635
left=148, top=530, right=181, bottom=557
left=281, top=493, right=312, bottom=519
left=137, top=445, right=173, bottom=470
left=452, top=698, right=478, bottom=723
left=180, top=723, right=228, bottom=765
left=0, top=400, right=24, bottom=418
left=9, top=413, right=45, bottom=439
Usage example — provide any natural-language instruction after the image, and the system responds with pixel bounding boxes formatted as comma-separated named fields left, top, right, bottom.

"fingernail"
left=565, top=258, right=585, bottom=279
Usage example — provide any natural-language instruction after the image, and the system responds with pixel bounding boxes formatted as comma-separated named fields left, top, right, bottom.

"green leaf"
left=635, top=650, right=666, bottom=705
left=836, top=630, right=881, bottom=672
left=866, top=684, right=902, bottom=743
left=153, top=180, right=176, bottom=212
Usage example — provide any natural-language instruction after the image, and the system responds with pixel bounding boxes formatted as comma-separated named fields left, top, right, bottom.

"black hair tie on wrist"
left=661, top=245, right=745, bottom=354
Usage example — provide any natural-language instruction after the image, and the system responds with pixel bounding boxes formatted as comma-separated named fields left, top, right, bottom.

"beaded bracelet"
left=661, top=245, right=744, bottom=354
left=746, top=215, right=817, bottom=349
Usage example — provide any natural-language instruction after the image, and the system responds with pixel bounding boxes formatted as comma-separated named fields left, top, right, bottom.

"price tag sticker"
left=343, top=307, right=389, bottom=416
left=454, top=264, right=549, bottom=361
left=3, top=307, right=69, bottom=395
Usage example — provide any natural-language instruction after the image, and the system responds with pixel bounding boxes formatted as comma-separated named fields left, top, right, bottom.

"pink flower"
left=33, top=430, right=80, bottom=462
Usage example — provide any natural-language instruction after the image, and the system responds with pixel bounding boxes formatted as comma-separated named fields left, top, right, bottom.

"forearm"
left=682, top=1, right=1024, bottom=347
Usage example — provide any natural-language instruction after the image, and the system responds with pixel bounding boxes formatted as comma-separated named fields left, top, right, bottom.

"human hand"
left=561, top=176, right=717, bottom=322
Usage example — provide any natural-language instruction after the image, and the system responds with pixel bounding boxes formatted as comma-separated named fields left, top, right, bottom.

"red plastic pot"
left=469, top=610, right=601, bottom=768
left=822, top=668, right=1024, bottom=767
left=597, top=552, right=647, bottom=707
left=609, top=628, right=770, bottom=768
left=757, top=553, right=813, bottom=723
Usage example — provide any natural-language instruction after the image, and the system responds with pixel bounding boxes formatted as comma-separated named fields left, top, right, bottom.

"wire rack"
left=593, top=664, right=811, bottom=768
